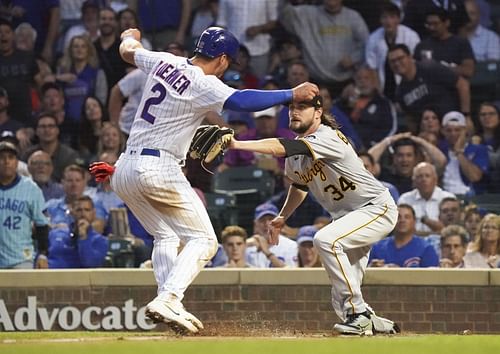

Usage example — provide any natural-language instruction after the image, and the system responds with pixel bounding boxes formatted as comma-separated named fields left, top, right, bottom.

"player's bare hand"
left=120, top=28, right=141, bottom=41
left=291, top=82, right=319, bottom=103
left=227, top=136, right=237, bottom=149
left=268, top=216, right=285, bottom=245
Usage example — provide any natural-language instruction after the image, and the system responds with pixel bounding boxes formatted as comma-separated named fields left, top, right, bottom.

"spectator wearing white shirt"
left=108, top=68, right=147, bottom=137
left=63, top=0, right=100, bottom=51
left=245, top=203, right=298, bottom=268
left=217, top=0, right=278, bottom=78
left=398, top=162, right=455, bottom=236
left=462, top=0, right=500, bottom=62
left=365, top=2, right=420, bottom=99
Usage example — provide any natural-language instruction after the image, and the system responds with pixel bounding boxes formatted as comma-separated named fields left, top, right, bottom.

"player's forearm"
left=231, top=138, right=286, bottom=157
left=224, top=89, right=292, bottom=112
left=279, top=186, right=308, bottom=221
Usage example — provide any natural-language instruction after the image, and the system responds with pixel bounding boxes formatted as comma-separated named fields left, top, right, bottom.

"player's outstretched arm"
left=119, top=28, right=144, bottom=66
left=268, top=185, right=308, bottom=245
left=228, top=137, right=286, bottom=157
left=223, top=82, right=319, bottom=112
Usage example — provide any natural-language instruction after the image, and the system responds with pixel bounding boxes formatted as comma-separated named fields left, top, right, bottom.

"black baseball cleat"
left=333, top=311, right=373, bottom=336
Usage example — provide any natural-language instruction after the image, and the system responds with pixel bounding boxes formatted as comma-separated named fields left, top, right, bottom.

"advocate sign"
left=0, top=296, right=157, bottom=331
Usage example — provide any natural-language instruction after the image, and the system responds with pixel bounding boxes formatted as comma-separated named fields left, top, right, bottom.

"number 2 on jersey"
left=140, top=83, right=167, bottom=124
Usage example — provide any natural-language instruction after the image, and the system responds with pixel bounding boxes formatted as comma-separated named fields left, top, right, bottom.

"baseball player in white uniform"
left=111, top=27, right=318, bottom=334
left=228, top=95, right=400, bottom=335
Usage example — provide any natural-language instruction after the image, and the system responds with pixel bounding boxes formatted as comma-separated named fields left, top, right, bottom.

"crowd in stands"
left=0, top=0, right=499, bottom=270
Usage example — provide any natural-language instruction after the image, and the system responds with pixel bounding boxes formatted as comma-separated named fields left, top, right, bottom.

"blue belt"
left=140, top=148, right=160, bottom=157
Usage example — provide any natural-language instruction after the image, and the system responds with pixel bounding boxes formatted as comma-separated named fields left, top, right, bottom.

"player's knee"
left=206, top=237, right=218, bottom=259
left=313, top=229, right=330, bottom=250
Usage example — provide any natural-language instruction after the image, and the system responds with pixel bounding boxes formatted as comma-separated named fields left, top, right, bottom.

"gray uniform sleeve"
left=301, top=128, right=350, bottom=162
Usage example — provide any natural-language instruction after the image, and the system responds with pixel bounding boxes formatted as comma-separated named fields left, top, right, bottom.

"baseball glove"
left=189, top=125, right=234, bottom=164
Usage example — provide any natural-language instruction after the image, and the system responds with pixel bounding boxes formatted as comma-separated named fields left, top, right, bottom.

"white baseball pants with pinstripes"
left=111, top=147, right=218, bottom=302
left=313, top=190, right=398, bottom=321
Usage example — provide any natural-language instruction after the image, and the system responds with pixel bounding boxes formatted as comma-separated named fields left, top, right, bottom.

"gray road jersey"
left=285, top=124, right=387, bottom=219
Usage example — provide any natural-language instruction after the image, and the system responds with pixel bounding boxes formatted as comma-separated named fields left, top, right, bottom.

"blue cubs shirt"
left=0, top=175, right=48, bottom=268
left=369, top=235, right=439, bottom=268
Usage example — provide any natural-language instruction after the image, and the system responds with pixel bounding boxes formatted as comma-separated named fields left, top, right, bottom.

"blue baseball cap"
left=296, top=225, right=317, bottom=245
left=254, top=203, right=278, bottom=221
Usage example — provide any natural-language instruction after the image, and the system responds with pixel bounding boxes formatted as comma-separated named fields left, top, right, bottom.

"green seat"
left=212, top=166, right=276, bottom=234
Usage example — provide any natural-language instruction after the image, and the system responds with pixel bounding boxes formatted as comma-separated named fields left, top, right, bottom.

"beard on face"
left=290, top=120, right=312, bottom=134
left=100, top=24, right=115, bottom=36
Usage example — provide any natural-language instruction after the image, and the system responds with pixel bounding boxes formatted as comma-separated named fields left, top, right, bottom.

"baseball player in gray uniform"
left=112, top=27, right=318, bottom=334
left=228, top=95, right=400, bottom=335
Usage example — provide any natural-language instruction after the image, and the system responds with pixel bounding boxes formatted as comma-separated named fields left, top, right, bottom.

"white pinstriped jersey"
left=127, top=48, right=236, bottom=160
left=285, top=124, right=387, bottom=220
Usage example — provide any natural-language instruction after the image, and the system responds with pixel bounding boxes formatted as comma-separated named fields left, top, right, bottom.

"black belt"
left=140, top=148, right=160, bottom=157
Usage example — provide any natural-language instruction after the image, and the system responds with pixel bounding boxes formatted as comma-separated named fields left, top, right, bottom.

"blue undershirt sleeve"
left=223, top=89, right=293, bottom=111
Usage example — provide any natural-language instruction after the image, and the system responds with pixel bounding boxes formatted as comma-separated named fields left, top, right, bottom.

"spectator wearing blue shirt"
left=369, top=204, right=439, bottom=267
left=440, top=111, right=489, bottom=196
left=46, top=164, right=107, bottom=232
left=48, top=196, right=108, bottom=268
left=0, top=141, right=49, bottom=269
left=27, top=150, right=64, bottom=201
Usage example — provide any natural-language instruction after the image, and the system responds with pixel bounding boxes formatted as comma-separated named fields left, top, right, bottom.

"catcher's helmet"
left=194, top=27, right=240, bottom=63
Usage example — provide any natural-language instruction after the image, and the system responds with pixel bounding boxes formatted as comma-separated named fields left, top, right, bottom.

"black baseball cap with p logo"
left=287, top=95, right=323, bottom=109
left=297, top=95, right=323, bottom=109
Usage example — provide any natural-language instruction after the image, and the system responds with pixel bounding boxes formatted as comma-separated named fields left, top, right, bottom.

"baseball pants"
left=313, top=190, right=398, bottom=321
left=111, top=147, right=218, bottom=302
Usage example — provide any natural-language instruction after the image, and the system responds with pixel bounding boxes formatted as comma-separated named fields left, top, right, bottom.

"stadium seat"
left=466, top=193, right=500, bottom=214
left=204, top=192, right=238, bottom=236
left=212, top=166, right=276, bottom=234
left=470, top=61, right=500, bottom=111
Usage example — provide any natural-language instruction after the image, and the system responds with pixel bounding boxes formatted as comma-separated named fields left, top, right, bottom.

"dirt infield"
left=1, top=332, right=499, bottom=354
